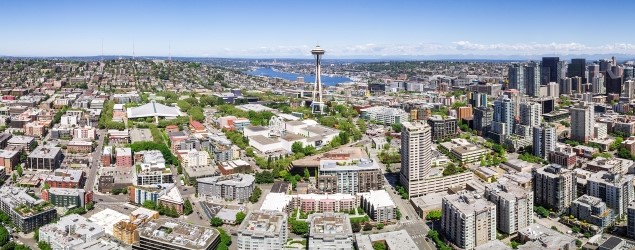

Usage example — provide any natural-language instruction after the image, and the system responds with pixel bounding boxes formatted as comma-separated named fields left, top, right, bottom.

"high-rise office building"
left=592, top=75, right=606, bottom=94
left=541, top=57, right=560, bottom=84
left=587, top=172, right=635, bottom=218
left=441, top=192, right=496, bottom=250
left=588, top=64, right=600, bottom=83
left=473, top=106, right=493, bottom=136
left=606, top=70, right=623, bottom=95
left=560, top=78, right=572, bottom=95
left=533, top=124, right=556, bottom=159
left=508, top=64, right=526, bottom=95
left=399, top=121, right=432, bottom=198
left=533, top=164, right=577, bottom=214
left=570, top=103, right=595, bottom=143
left=525, top=62, right=542, bottom=97
left=484, top=181, right=534, bottom=235
left=568, top=59, right=586, bottom=83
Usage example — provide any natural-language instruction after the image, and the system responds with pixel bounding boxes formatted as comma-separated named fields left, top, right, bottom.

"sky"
left=3, top=0, right=635, bottom=58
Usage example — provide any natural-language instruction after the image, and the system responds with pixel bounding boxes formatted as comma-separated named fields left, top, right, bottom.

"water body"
left=244, top=67, right=351, bottom=86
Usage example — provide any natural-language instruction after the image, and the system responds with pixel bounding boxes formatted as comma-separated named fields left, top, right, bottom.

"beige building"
left=441, top=191, right=496, bottom=250
left=399, top=121, right=432, bottom=198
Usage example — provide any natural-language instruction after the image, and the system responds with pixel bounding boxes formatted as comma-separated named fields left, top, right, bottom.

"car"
left=98, top=199, right=103, bottom=201
left=406, top=216, right=409, bottom=219
left=183, top=188, right=188, bottom=191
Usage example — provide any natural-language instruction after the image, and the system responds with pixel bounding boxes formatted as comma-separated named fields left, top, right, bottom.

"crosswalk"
left=398, top=221, right=418, bottom=226
left=411, top=234, right=426, bottom=239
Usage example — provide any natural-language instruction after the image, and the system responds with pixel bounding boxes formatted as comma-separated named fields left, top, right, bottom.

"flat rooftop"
left=355, top=230, right=418, bottom=250
left=197, top=174, right=254, bottom=188
left=136, top=218, right=219, bottom=249
left=238, top=211, right=287, bottom=237
left=319, top=158, right=379, bottom=172
left=28, top=146, right=61, bottom=159
left=308, top=213, right=352, bottom=237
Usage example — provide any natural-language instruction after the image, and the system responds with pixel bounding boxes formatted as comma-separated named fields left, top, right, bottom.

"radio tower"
left=310, top=45, right=325, bottom=114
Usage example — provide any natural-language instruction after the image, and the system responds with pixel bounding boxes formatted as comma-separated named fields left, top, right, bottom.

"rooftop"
left=127, top=101, right=183, bottom=118
left=359, top=190, right=396, bottom=208
left=7, top=135, right=34, bottom=145
left=46, top=169, right=84, bottom=183
left=136, top=218, right=219, bottom=249
left=518, top=224, right=575, bottom=249
left=443, top=191, right=496, bottom=215
left=39, top=214, right=104, bottom=249
left=260, top=192, right=293, bottom=212
left=88, top=208, right=128, bottom=236
left=197, top=174, right=255, bottom=188
left=355, top=230, right=418, bottom=250
left=28, top=146, right=61, bottom=159
left=308, top=213, right=352, bottom=239
left=319, top=158, right=380, bottom=172
left=158, top=185, right=183, bottom=205
left=238, top=211, right=287, bottom=237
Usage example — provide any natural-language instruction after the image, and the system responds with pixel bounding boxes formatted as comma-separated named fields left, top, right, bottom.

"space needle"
left=310, top=45, right=325, bottom=114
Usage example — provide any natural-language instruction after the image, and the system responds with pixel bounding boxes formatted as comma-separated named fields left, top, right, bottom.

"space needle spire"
left=311, top=45, right=325, bottom=114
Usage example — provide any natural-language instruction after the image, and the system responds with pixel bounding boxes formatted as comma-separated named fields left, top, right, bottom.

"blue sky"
left=2, top=0, right=635, bottom=58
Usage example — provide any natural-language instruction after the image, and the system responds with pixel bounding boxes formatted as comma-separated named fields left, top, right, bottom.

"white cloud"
left=206, top=41, right=635, bottom=57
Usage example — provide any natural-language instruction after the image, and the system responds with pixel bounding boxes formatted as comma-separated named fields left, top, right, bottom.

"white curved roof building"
left=126, top=101, right=183, bottom=119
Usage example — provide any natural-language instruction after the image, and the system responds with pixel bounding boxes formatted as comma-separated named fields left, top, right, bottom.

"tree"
left=290, top=220, right=308, bottom=235
left=249, top=186, right=262, bottom=203
left=33, top=227, right=39, bottom=241
left=571, top=226, right=581, bottom=234
left=254, top=171, right=274, bottom=184
left=391, top=123, right=403, bottom=133
left=245, top=147, right=255, bottom=157
left=210, top=217, right=224, bottom=227
left=142, top=200, right=157, bottom=210
left=235, top=211, right=246, bottom=224
left=376, top=223, right=384, bottom=230
left=183, top=199, right=193, bottom=215
left=426, top=210, right=442, bottom=221
left=363, top=223, right=373, bottom=231
left=534, top=206, right=549, bottom=218
left=575, top=239, right=582, bottom=247
left=85, top=201, right=94, bottom=211
left=351, top=222, right=361, bottom=233
left=373, top=242, right=387, bottom=250
left=511, top=241, right=520, bottom=249
left=16, top=165, right=22, bottom=177
left=291, top=142, right=304, bottom=154
left=11, top=173, right=15, bottom=183
left=303, top=168, right=310, bottom=181
left=0, top=226, right=8, bottom=246
left=37, top=241, right=52, bottom=250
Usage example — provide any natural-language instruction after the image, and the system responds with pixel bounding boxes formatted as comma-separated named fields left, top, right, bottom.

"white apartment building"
left=399, top=121, right=432, bottom=198
left=484, top=181, right=534, bottom=234
left=237, top=211, right=288, bottom=250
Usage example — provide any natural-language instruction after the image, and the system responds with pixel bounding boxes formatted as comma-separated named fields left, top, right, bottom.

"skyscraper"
left=533, top=164, right=577, bottom=214
left=588, top=64, right=600, bottom=84
left=441, top=192, right=496, bottom=250
left=570, top=103, right=595, bottom=143
left=399, top=121, right=432, bottom=198
left=525, top=62, right=541, bottom=97
left=533, top=124, right=556, bottom=159
left=567, top=58, right=586, bottom=83
left=508, top=64, right=526, bottom=95
left=605, top=69, right=623, bottom=95
left=541, top=57, right=560, bottom=84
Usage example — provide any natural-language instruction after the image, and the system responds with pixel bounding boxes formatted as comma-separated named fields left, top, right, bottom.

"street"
left=85, top=129, right=106, bottom=192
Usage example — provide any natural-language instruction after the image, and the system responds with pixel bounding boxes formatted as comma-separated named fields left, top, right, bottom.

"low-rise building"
left=0, top=149, right=19, bottom=175
left=134, top=150, right=173, bottom=185
left=358, top=190, right=397, bottom=222
left=570, top=195, right=614, bottom=229
left=517, top=224, right=576, bottom=250
left=197, top=174, right=255, bottom=203
left=132, top=218, right=220, bottom=250
left=41, top=188, right=93, bottom=208
left=115, top=147, right=133, bottom=168
left=128, top=184, right=173, bottom=205
left=0, top=186, right=57, bottom=232
left=26, top=146, right=63, bottom=170
left=67, top=140, right=93, bottom=153
left=237, top=211, right=288, bottom=250
left=359, top=106, right=409, bottom=126
left=354, top=230, right=418, bottom=250
left=439, top=138, right=489, bottom=164
left=102, top=147, right=112, bottom=166
left=7, top=135, right=34, bottom=151
left=44, top=169, right=85, bottom=189
left=39, top=214, right=105, bottom=250
left=157, top=185, right=184, bottom=215
left=307, top=213, right=353, bottom=250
